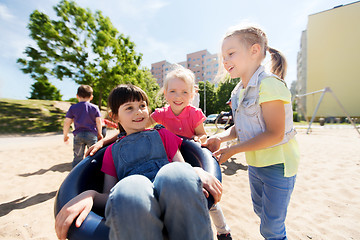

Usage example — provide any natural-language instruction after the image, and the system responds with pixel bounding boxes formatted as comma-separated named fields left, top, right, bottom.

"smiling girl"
left=151, top=66, right=232, bottom=240
left=203, top=24, right=300, bottom=240
left=55, top=84, right=221, bottom=240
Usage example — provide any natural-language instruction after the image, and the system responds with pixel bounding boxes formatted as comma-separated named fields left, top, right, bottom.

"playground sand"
left=0, top=127, right=359, bottom=239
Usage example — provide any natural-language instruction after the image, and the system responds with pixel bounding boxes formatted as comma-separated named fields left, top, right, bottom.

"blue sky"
left=0, top=0, right=356, bottom=100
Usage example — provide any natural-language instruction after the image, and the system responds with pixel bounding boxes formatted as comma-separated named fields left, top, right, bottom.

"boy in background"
left=63, top=85, right=102, bottom=167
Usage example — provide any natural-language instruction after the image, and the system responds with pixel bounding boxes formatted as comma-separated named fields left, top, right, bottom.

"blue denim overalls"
left=111, top=128, right=169, bottom=182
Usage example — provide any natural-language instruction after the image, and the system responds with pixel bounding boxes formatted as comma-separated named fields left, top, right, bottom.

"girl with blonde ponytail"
left=203, top=24, right=299, bottom=240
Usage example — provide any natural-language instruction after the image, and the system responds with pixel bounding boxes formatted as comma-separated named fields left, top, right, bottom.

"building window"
left=188, top=58, right=191, bottom=61
left=188, top=64, right=191, bottom=67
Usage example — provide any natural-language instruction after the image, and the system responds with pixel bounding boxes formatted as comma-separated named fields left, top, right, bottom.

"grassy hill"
left=0, top=98, right=71, bottom=135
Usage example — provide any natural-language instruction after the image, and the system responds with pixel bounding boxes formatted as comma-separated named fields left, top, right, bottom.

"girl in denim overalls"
left=204, top=25, right=300, bottom=240
left=55, top=84, right=222, bottom=240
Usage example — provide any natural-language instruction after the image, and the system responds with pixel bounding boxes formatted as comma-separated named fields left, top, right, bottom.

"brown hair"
left=108, top=84, right=149, bottom=133
left=225, top=26, right=287, bottom=79
left=77, top=85, right=93, bottom=98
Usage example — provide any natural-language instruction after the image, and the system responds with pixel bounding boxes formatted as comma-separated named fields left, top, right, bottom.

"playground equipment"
left=294, top=87, right=360, bottom=135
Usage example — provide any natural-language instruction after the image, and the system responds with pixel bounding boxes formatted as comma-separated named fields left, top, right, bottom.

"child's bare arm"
left=63, top=118, right=73, bottom=142
left=85, top=133, right=118, bottom=157
left=95, top=117, right=103, bottom=140
left=55, top=174, right=116, bottom=240
left=193, top=167, right=223, bottom=204
left=193, top=123, right=207, bottom=143
left=171, top=150, right=185, bottom=163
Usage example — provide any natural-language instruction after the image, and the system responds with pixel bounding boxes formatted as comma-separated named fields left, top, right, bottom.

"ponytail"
left=267, top=47, right=287, bottom=80
left=224, top=25, right=288, bottom=80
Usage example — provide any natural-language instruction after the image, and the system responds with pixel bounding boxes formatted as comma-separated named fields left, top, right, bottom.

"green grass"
left=0, top=98, right=68, bottom=135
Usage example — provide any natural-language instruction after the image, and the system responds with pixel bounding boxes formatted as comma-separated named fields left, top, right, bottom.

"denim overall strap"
left=111, top=130, right=169, bottom=182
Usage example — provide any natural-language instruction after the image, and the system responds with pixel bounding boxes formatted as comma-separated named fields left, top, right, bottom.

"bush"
left=293, top=111, right=299, bottom=122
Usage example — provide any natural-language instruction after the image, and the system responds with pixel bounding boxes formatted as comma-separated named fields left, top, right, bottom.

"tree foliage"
left=17, top=0, right=158, bottom=106
left=199, top=81, right=217, bottom=116
left=29, top=79, right=62, bottom=100
left=198, top=75, right=240, bottom=116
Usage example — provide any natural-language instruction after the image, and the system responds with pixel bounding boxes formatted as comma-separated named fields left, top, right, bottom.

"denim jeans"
left=72, top=131, right=97, bottom=167
left=248, top=164, right=296, bottom=240
left=105, top=162, right=213, bottom=240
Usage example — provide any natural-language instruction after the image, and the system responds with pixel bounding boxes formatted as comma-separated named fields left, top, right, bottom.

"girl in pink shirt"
left=152, top=65, right=233, bottom=240
left=150, top=65, right=207, bottom=142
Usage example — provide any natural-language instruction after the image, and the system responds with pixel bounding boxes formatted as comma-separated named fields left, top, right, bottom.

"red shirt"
left=151, top=105, right=206, bottom=138
left=101, top=128, right=183, bottom=179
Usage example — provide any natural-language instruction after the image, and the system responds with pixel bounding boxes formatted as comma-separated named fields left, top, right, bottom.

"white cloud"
left=139, top=36, right=191, bottom=68
left=0, top=3, right=15, bottom=21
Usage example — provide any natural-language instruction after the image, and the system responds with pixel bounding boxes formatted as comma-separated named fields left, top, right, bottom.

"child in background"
left=63, top=85, right=103, bottom=167
left=203, top=24, right=299, bottom=239
left=56, top=84, right=222, bottom=240
left=151, top=66, right=232, bottom=240
left=192, top=84, right=200, bottom=108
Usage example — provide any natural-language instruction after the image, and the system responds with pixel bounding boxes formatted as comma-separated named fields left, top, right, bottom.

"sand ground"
left=0, top=126, right=359, bottom=239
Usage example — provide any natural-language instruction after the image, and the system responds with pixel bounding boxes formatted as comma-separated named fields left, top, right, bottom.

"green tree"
left=17, top=0, right=153, bottom=107
left=198, top=75, right=240, bottom=116
left=199, top=81, right=217, bottom=115
left=215, top=75, right=240, bottom=112
left=29, top=79, right=62, bottom=100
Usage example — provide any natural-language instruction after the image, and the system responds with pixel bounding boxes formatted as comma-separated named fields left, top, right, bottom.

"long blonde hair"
left=224, top=25, right=287, bottom=80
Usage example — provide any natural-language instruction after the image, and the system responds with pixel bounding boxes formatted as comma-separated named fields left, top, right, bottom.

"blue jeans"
left=72, top=131, right=97, bottom=167
left=105, top=162, right=213, bottom=240
left=248, top=164, right=296, bottom=240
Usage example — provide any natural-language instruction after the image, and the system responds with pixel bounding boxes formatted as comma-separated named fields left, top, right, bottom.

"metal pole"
left=307, top=89, right=326, bottom=134
left=204, top=80, right=206, bottom=116
left=327, top=88, right=360, bottom=135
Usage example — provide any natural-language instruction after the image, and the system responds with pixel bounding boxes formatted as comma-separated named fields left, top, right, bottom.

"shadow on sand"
left=18, top=162, right=72, bottom=177
left=0, top=191, right=57, bottom=217
left=221, top=157, right=248, bottom=176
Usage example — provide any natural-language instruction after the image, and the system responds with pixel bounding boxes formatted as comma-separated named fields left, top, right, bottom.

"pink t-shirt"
left=101, top=128, right=183, bottom=179
left=151, top=105, right=206, bottom=138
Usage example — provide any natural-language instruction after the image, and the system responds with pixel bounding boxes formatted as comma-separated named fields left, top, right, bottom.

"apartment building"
left=151, top=49, right=219, bottom=86
left=296, top=1, right=360, bottom=118
left=151, top=60, right=171, bottom=87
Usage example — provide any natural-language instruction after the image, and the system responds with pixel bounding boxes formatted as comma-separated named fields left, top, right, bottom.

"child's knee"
left=109, top=175, right=152, bottom=205
left=156, top=162, right=198, bottom=187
